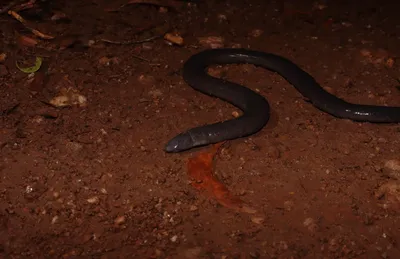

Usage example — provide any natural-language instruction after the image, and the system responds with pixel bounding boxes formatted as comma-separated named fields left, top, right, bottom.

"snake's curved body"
left=165, top=48, right=400, bottom=153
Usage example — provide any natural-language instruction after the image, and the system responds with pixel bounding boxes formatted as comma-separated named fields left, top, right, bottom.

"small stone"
left=51, top=216, right=59, bottom=224
left=231, top=43, right=242, bottom=48
left=189, top=205, right=198, bottom=211
left=170, top=235, right=178, bottom=242
left=385, top=58, right=395, bottom=68
left=251, top=216, right=264, bottom=224
left=114, top=215, right=126, bottom=225
left=232, top=111, right=240, bottom=118
left=384, top=160, right=400, bottom=171
left=148, top=89, right=163, bottom=98
left=53, top=192, right=60, bottom=199
left=87, top=196, right=99, bottom=204
left=384, top=160, right=400, bottom=180
left=375, top=181, right=400, bottom=211
left=303, top=217, right=318, bottom=232
left=98, top=56, right=111, bottom=66
left=249, top=29, right=263, bottom=38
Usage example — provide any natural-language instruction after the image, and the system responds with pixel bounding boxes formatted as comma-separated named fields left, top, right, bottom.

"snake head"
left=165, top=132, right=194, bottom=153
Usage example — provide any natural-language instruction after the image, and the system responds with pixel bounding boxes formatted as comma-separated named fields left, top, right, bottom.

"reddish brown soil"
left=1, top=0, right=400, bottom=258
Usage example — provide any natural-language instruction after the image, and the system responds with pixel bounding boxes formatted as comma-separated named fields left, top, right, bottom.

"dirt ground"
left=1, top=0, right=400, bottom=258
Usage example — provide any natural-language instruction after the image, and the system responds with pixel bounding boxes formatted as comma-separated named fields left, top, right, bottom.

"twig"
left=0, top=0, right=36, bottom=14
left=131, top=54, right=150, bottom=62
left=12, top=0, right=36, bottom=12
left=107, top=0, right=183, bottom=12
left=100, top=35, right=161, bottom=45
left=0, top=0, right=21, bottom=14
left=8, top=10, right=54, bottom=39
left=127, top=0, right=183, bottom=9
left=1, top=103, right=20, bottom=116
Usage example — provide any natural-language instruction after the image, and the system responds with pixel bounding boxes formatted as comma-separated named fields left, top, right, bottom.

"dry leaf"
left=164, top=33, right=184, bottom=46
left=8, top=10, right=54, bottom=40
left=17, top=34, right=38, bottom=47
left=0, top=53, right=6, bottom=63
left=49, top=87, right=87, bottom=108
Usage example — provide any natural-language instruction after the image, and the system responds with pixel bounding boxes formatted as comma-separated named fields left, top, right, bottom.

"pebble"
left=53, top=192, right=60, bottom=199
left=170, top=235, right=178, bottom=242
left=384, top=160, right=400, bottom=172
left=231, top=111, right=240, bottom=118
left=231, top=43, right=242, bottom=48
left=98, top=56, right=111, bottom=66
left=87, top=196, right=99, bottom=204
left=189, top=205, right=198, bottom=211
left=375, top=181, right=400, bottom=211
left=303, top=217, right=319, bottom=232
left=114, top=215, right=126, bottom=225
left=148, top=89, right=163, bottom=98
left=249, top=29, right=263, bottom=38
left=51, top=216, right=59, bottom=224
left=384, top=160, right=400, bottom=180
left=251, top=216, right=264, bottom=224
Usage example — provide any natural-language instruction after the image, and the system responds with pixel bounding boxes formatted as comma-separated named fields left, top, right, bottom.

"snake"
left=165, top=48, right=400, bottom=153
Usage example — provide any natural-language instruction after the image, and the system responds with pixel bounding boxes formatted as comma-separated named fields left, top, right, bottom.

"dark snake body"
left=165, top=48, right=400, bottom=153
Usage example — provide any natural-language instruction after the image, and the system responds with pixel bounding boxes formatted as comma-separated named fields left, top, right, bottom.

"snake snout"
left=165, top=133, right=194, bottom=153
